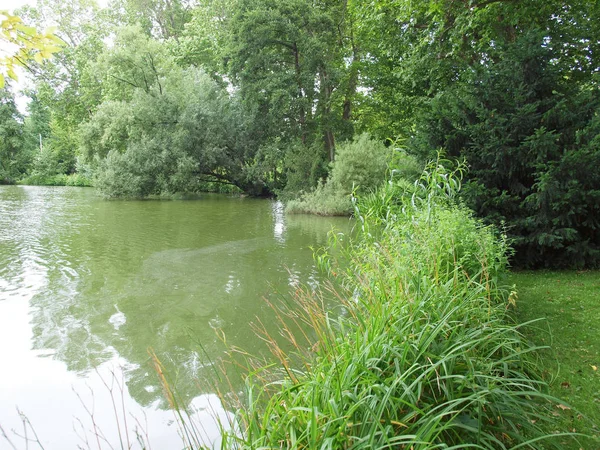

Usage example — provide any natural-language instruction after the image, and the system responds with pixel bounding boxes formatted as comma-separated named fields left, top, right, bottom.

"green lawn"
left=510, top=271, right=600, bottom=449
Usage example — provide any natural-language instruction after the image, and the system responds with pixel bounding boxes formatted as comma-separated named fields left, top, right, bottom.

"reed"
left=222, top=157, right=574, bottom=449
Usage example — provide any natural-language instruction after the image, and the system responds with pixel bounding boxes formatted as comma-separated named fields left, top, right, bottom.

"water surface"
left=0, top=186, right=349, bottom=449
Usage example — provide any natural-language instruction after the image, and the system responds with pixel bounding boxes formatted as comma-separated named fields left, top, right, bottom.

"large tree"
left=219, top=0, right=359, bottom=161
left=351, top=0, right=600, bottom=267
left=108, top=0, right=192, bottom=40
left=14, top=0, right=112, bottom=178
left=80, top=29, right=268, bottom=196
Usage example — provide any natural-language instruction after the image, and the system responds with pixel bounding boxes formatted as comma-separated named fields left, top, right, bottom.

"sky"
left=1, top=0, right=36, bottom=12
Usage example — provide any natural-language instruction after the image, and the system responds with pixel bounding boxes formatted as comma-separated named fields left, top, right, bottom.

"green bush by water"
left=224, top=158, right=572, bottom=449
left=286, top=134, right=412, bottom=216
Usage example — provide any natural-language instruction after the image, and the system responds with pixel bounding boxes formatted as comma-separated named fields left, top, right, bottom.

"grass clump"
left=224, top=157, right=571, bottom=449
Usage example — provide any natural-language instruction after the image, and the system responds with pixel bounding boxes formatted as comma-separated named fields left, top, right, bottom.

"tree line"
left=1, top=0, right=599, bottom=268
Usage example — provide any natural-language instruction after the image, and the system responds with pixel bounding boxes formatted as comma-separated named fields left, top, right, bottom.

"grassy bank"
left=220, top=159, right=572, bottom=449
left=511, top=271, right=600, bottom=448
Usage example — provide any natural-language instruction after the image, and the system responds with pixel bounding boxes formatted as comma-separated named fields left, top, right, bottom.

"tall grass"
left=222, top=156, right=571, bottom=449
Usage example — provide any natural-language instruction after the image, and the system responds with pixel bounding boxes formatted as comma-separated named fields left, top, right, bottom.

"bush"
left=285, top=134, right=394, bottom=215
left=277, top=141, right=329, bottom=201
left=286, top=180, right=352, bottom=215
left=329, top=133, right=390, bottom=193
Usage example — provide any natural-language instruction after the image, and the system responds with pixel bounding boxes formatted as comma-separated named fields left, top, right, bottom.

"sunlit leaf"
left=7, top=67, right=17, bottom=80
left=15, top=24, right=37, bottom=36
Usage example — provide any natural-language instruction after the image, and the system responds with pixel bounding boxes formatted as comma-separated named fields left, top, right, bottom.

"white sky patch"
left=1, top=0, right=37, bottom=11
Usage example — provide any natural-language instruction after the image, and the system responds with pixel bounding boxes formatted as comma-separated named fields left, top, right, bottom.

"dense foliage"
left=219, top=162, right=570, bottom=449
left=1, top=0, right=598, bottom=266
left=286, top=134, right=396, bottom=215
left=348, top=0, right=600, bottom=267
left=0, top=90, right=26, bottom=183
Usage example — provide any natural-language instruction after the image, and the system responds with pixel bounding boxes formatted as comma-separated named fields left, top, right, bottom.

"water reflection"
left=272, top=200, right=286, bottom=243
left=0, top=186, right=349, bottom=449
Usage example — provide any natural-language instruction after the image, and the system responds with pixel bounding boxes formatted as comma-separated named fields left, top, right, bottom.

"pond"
left=0, top=186, right=350, bottom=449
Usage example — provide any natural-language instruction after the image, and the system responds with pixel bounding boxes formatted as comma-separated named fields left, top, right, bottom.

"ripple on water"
left=0, top=186, right=350, bottom=450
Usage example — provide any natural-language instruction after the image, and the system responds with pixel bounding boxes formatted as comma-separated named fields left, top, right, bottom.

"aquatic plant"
left=222, top=157, right=572, bottom=449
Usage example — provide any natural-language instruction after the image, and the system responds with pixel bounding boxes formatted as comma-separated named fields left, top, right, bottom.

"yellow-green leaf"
left=7, top=68, right=17, bottom=80
left=16, top=24, right=37, bottom=36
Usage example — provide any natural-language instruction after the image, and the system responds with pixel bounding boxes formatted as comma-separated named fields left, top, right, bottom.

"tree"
left=108, top=0, right=192, bottom=40
left=90, top=25, right=174, bottom=102
left=348, top=0, right=600, bottom=267
left=17, top=0, right=111, bottom=126
left=81, top=52, right=268, bottom=197
left=419, top=33, right=600, bottom=267
left=13, top=0, right=112, bottom=181
left=223, top=0, right=360, bottom=161
left=402, top=2, right=600, bottom=267
left=0, top=89, right=26, bottom=183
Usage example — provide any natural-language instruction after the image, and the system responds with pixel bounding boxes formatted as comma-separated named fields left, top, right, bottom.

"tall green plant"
left=224, top=160, right=572, bottom=449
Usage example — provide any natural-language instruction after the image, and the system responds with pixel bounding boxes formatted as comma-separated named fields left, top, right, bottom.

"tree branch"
left=472, top=0, right=515, bottom=9
left=267, top=39, right=296, bottom=51
left=109, top=74, right=140, bottom=89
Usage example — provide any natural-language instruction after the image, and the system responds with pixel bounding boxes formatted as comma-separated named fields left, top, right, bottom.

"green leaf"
left=15, top=24, right=37, bottom=36
left=7, top=68, right=17, bottom=80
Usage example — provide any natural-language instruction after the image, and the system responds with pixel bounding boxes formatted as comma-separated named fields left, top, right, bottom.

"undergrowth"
left=19, top=173, right=92, bottom=187
left=220, top=156, right=577, bottom=449
left=285, top=134, right=418, bottom=216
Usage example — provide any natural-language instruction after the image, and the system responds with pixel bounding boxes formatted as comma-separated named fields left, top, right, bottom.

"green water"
left=0, top=186, right=349, bottom=449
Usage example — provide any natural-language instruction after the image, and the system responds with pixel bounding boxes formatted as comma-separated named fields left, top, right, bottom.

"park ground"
left=511, top=270, right=600, bottom=448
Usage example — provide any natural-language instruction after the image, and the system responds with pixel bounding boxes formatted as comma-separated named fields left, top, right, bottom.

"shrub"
left=286, top=180, right=352, bottom=215
left=285, top=134, right=396, bottom=215
left=277, top=141, right=329, bottom=201
left=328, top=133, right=390, bottom=193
